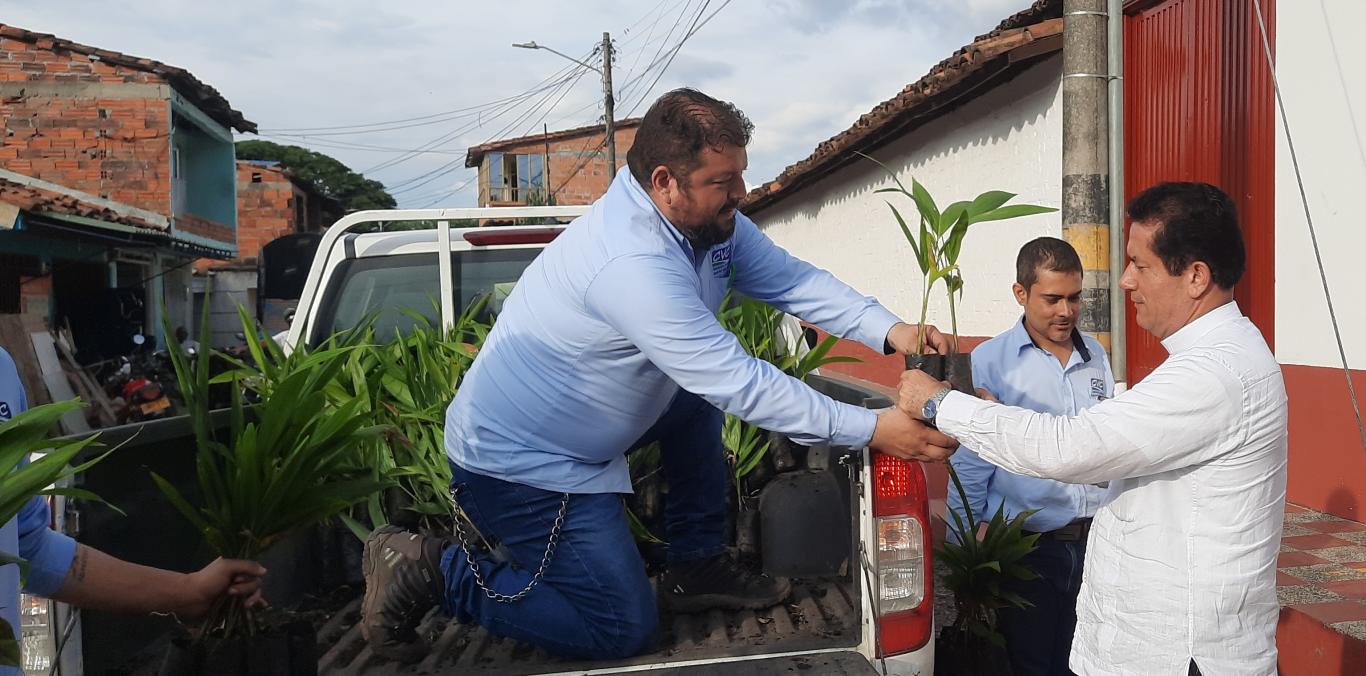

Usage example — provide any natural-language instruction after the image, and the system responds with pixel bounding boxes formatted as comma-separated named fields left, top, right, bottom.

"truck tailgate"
left=317, top=580, right=860, bottom=675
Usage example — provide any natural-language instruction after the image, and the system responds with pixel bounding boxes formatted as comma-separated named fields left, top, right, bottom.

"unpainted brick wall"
left=234, top=164, right=299, bottom=263
left=483, top=126, right=638, bottom=206
left=0, top=37, right=174, bottom=216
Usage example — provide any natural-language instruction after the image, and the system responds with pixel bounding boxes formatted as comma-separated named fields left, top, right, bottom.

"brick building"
left=231, top=160, right=336, bottom=264
left=465, top=118, right=640, bottom=207
left=193, top=160, right=339, bottom=345
left=0, top=23, right=252, bottom=359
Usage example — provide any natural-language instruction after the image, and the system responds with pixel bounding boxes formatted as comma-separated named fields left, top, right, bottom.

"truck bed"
left=317, top=578, right=859, bottom=675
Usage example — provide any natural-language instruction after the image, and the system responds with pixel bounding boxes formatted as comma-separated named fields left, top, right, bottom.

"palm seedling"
left=156, top=309, right=389, bottom=639
left=866, top=153, right=1058, bottom=349
left=935, top=467, right=1041, bottom=670
left=717, top=293, right=859, bottom=497
left=333, top=301, right=492, bottom=537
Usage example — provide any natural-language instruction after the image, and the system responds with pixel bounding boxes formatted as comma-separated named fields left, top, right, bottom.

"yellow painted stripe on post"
left=1093, top=331, right=1111, bottom=354
left=1062, top=223, right=1110, bottom=271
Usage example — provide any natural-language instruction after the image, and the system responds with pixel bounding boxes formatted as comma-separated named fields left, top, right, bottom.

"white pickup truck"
left=279, top=205, right=939, bottom=675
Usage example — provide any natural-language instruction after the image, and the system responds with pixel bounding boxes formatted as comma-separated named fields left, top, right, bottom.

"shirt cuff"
left=852, top=305, right=902, bottom=355
left=21, top=528, right=76, bottom=597
left=834, top=405, right=879, bottom=449
left=937, top=390, right=989, bottom=438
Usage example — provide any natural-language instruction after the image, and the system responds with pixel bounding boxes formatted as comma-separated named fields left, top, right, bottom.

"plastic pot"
left=735, top=499, right=761, bottom=559
left=933, top=625, right=1013, bottom=676
left=905, top=353, right=975, bottom=395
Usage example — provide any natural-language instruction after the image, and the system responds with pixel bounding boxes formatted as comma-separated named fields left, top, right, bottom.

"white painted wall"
left=752, top=56, right=1064, bottom=340
left=1274, top=1, right=1366, bottom=368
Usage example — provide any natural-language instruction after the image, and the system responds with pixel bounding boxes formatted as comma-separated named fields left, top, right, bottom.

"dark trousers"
left=997, top=537, right=1086, bottom=676
left=438, top=390, right=727, bottom=659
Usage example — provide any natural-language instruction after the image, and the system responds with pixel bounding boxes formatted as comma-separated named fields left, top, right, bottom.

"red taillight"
left=462, top=227, right=563, bottom=246
left=871, top=451, right=933, bottom=656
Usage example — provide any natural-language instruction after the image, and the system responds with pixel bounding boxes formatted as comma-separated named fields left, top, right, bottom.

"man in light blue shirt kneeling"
left=946, top=237, right=1113, bottom=676
left=359, top=88, right=960, bottom=662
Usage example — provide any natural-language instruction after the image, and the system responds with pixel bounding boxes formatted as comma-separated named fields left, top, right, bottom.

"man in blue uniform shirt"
left=946, top=237, right=1113, bottom=676
left=0, top=346, right=266, bottom=674
left=360, top=88, right=960, bottom=661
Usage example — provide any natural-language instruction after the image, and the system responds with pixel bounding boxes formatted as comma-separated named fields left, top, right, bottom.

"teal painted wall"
left=172, top=116, right=237, bottom=228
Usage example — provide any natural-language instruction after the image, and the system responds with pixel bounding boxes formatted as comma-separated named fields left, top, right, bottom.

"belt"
left=1026, top=518, right=1092, bottom=543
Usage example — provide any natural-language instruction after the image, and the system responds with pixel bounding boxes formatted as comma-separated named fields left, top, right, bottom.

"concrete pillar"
left=1062, top=0, right=1112, bottom=351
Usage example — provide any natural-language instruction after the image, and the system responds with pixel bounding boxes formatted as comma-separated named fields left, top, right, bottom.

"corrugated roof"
left=465, top=118, right=642, bottom=168
left=0, top=23, right=256, bottom=133
left=741, top=0, right=1063, bottom=214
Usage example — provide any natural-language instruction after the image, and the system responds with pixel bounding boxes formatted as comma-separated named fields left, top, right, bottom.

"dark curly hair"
left=627, top=88, right=753, bottom=188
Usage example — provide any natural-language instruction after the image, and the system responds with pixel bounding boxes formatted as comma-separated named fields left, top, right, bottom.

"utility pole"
left=601, top=32, right=617, bottom=179
left=1061, top=0, right=1112, bottom=352
left=512, top=33, right=617, bottom=179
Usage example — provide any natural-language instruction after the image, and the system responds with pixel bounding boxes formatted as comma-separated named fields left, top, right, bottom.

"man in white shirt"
left=898, top=182, right=1287, bottom=676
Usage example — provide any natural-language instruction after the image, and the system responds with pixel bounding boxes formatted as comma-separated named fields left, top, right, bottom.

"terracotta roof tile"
left=0, top=177, right=164, bottom=231
left=741, top=0, right=1063, bottom=215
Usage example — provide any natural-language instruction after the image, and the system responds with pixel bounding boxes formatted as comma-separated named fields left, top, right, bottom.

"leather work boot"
left=661, top=554, right=792, bottom=613
left=361, top=526, right=448, bottom=662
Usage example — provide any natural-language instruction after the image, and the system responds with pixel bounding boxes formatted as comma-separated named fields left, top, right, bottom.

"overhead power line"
left=255, top=134, right=465, bottom=155
left=361, top=59, right=592, bottom=176
left=619, top=0, right=697, bottom=105
left=256, top=52, right=595, bottom=136
left=621, top=0, right=733, bottom=119
left=386, top=65, right=590, bottom=197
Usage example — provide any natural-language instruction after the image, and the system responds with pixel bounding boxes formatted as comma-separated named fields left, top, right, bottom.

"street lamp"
left=513, top=33, right=617, bottom=179
left=511, top=41, right=601, bottom=74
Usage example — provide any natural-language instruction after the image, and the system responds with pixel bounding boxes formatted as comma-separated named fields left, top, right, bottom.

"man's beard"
left=677, top=200, right=739, bottom=251
left=680, top=216, right=734, bottom=251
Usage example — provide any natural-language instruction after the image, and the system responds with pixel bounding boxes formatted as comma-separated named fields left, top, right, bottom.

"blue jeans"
left=997, top=537, right=1086, bottom=676
left=439, top=390, right=728, bottom=659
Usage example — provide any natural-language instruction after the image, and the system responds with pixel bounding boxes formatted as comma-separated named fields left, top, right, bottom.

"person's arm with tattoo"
left=49, top=544, right=266, bottom=620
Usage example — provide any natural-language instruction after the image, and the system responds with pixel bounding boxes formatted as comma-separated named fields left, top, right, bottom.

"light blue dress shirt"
left=445, top=171, right=902, bottom=494
left=2, top=348, right=78, bottom=674
left=945, top=318, right=1114, bottom=538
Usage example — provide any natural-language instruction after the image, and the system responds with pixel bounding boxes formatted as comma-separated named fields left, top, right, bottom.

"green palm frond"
left=862, top=156, right=1058, bottom=350
left=936, top=464, right=1041, bottom=645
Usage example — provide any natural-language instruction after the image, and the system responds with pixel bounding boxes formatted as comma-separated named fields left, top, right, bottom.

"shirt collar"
left=1160, top=301, right=1242, bottom=354
left=616, top=171, right=700, bottom=259
left=1010, top=316, right=1093, bottom=364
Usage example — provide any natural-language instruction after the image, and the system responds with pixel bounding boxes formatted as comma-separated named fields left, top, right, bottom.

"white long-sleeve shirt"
left=937, top=302, right=1287, bottom=676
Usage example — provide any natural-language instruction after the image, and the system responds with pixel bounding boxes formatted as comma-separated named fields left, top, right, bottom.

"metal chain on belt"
left=450, top=486, right=569, bottom=603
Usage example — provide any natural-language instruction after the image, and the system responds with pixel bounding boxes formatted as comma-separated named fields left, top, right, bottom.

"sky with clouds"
left=1, top=0, right=1034, bottom=208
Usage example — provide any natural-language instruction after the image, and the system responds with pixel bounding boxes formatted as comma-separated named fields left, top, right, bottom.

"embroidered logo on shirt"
left=1091, top=378, right=1107, bottom=400
left=710, top=245, right=732, bottom=278
left=0, top=401, right=10, bottom=420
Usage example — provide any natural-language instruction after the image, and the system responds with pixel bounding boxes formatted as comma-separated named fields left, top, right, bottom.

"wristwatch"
left=921, top=387, right=952, bottom=427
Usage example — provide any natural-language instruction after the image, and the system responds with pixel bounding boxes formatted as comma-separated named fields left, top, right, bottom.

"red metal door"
left=1123, top=0, right=1275, bottom=383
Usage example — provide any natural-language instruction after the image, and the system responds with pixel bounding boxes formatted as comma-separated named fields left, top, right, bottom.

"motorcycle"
left=102, top=334, right=174, bottom=424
